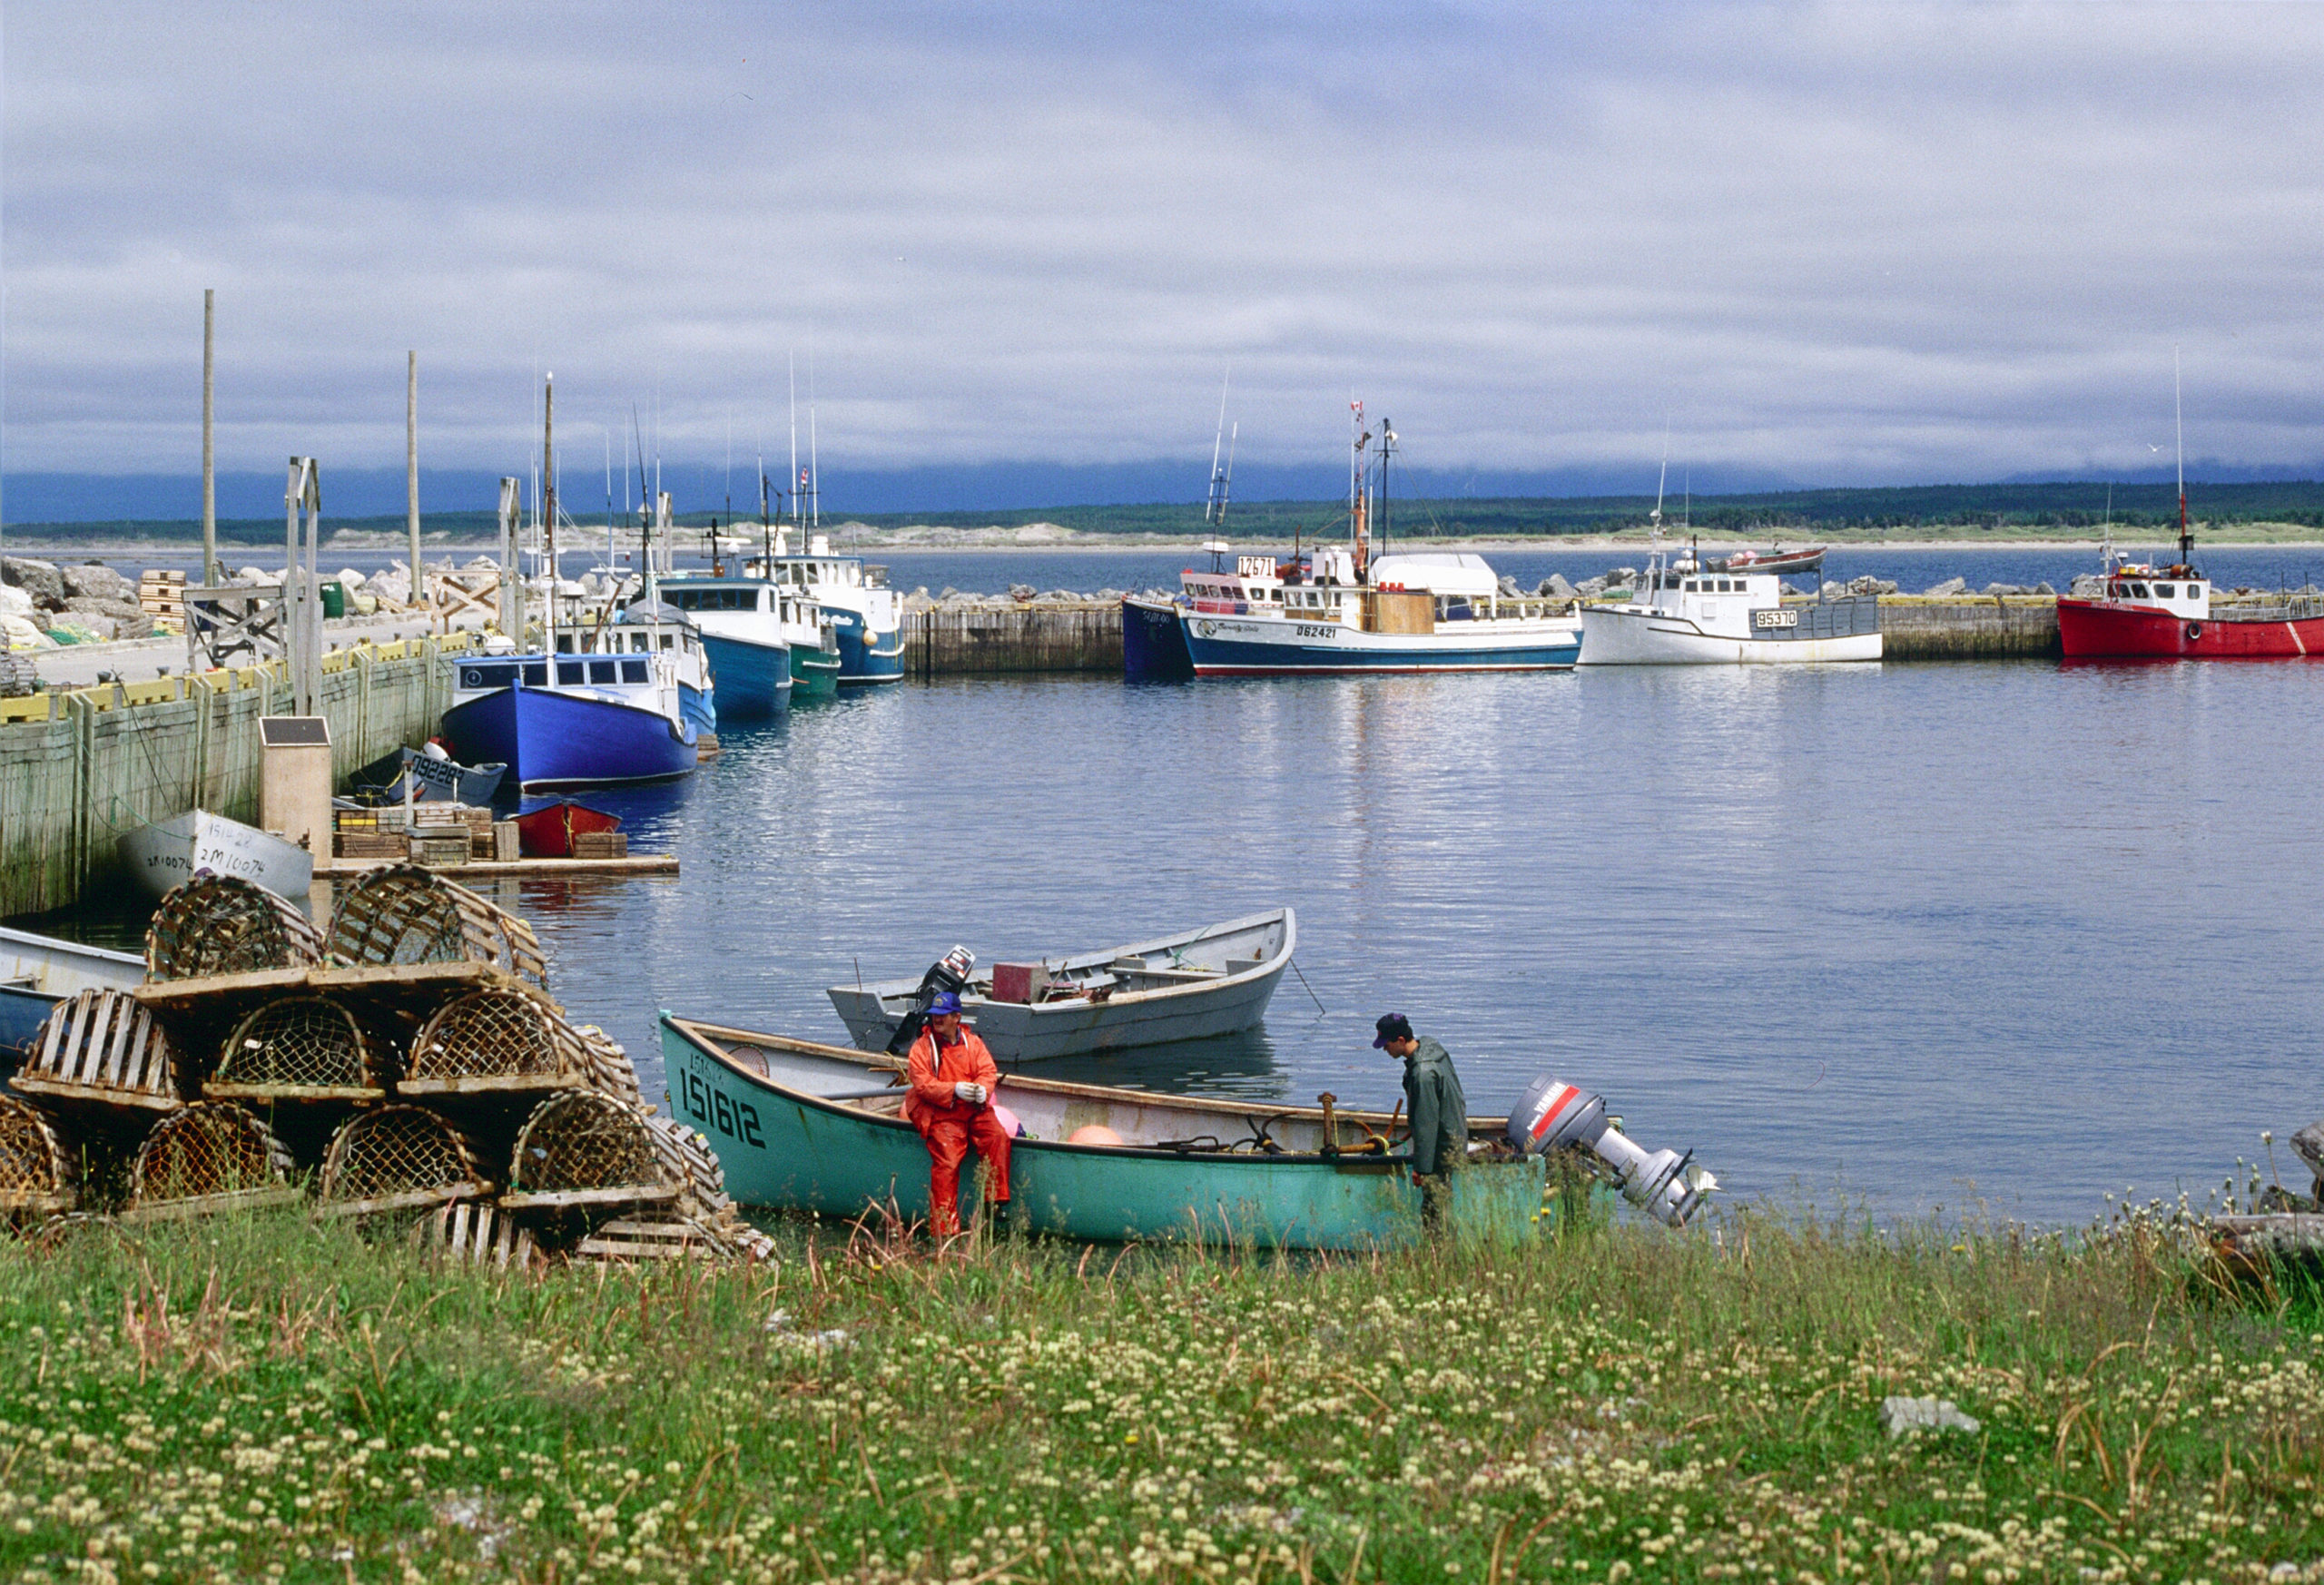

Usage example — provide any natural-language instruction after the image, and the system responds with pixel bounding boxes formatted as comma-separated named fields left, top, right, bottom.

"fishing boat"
left=347, top=744, right=507, bottom=806
left=118, top=810, right=315, bottom=901
left=747, top=531, right=905, bottom=684
left=440, top=625, right=703, bottom=791
left=1, top=924, right=144, bottom=1079
left=650, top=576, right=793, bottom=716
left=827, top=909, right=1295, bottom=1062
left=1713, top=543, right=1826, bottom=576
left=2058, top=360, right=2324, bottom=658
left=1578, top=535, right=1881, bottom=665
left=1122, top=593, right=1196, bottom=679
left=1168, top=409, right=1579, bottom=674
left=510, top=799, right=621, bottom=858
left=657, top=1016, right=1576, bottom=1249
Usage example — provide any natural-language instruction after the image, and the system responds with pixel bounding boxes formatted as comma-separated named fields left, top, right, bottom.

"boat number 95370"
left=677, top=1066, right=765, bottom=1148
left=1754, top=609, right=1800, bottom=629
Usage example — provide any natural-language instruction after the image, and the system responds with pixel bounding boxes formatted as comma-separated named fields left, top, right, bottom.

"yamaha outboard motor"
left=1507, top=1076, right=1716, bottom=1228
left=883, top=946, right=977, bottom=1057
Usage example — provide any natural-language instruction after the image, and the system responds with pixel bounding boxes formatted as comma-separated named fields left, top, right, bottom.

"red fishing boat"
left=1715, top=543, right=1826, bottom=576
left=511, top=800, right=622, bottom=858
left=2055, top=362, right=2324, bottom=659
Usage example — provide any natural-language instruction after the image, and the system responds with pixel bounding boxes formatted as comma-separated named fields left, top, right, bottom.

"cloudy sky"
left=5, top=2, right=2323, bottom=515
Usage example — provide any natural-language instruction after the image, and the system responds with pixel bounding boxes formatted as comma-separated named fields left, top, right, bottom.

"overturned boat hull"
left=118, top=810, right=314, bottom=901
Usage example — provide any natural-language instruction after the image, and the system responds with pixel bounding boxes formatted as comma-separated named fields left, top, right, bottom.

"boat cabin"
left=2099, top=564, right=2209, bottom=616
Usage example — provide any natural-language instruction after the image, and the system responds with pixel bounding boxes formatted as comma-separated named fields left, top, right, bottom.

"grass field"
left=0, top=1205, right=2318, bottom=1584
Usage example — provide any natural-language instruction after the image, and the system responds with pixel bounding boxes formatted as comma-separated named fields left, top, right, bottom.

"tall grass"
left=0, top=1205, right=2317, bottom=1583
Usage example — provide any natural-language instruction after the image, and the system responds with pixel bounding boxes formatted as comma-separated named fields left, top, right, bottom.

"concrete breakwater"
left=0, top=635, right=471, bottom=918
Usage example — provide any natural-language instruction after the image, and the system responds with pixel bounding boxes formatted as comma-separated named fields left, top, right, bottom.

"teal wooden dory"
left=659, top=1015, right=1592, bottom=1250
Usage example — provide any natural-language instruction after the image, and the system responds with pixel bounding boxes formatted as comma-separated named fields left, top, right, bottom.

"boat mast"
left=1349, top=397, right=1370, bottom=580
left=788, top=354, right=801, bottom=546
left=2174, top=346, right=2192, bottom=571
left=542, top=373, right=557, bottom=661
left=1206, top=370, right=1234, bottom=531
left=1378, top=418, right=1395, bottom=559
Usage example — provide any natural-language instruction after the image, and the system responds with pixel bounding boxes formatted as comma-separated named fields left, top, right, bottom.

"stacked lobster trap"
left=3, top=867, right=769, bottom=1265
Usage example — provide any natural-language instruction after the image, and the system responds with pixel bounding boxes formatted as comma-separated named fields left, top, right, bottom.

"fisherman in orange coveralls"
left=903, top=992, right=1013, bottom=1236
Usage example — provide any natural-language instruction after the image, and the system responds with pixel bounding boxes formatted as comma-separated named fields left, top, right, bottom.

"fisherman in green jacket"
left=1374, top=1013, right=1468, bottom=1236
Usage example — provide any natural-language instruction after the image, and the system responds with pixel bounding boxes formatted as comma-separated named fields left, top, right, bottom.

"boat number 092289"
left=677, top=1066, right=766, bottom=1148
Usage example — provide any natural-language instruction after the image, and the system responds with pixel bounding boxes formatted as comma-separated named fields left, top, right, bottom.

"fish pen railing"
left=2214, top=592, right=2324, bottom=623
left=1792, top=595, right=1884, bottom=639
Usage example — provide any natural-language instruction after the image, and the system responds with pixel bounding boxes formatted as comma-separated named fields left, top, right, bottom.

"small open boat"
left=118, top=810, right=314, bottom=901
left=1, top=924, right=145, bottom=1081
left=1713, top=544, right=1826, bottom=576
left=348, top=744, right=508, bottom=806
left=511, top=800, right=621, bottom=858
left=826, top=909, right=1295, bottom=1062
left=659, top=1015, right=1579, bottom=1249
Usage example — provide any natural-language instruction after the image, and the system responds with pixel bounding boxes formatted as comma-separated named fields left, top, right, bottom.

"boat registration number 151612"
left=677, top=1065, right=766, bottom=1148
left=1754, top=609, right=1799, bottom=628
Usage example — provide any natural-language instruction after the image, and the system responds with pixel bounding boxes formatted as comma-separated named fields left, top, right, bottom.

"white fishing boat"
left=827, top=908, right=1295, bottom=1063
left=118, top=810, right=315, bottom=901
left=1, top=924, right=146, bottom=1074
left=1578, top=535, right=1882, bottom=665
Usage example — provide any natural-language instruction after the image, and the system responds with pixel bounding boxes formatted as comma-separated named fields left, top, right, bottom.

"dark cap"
left=1373, top=1012, right=1413, bottom=1049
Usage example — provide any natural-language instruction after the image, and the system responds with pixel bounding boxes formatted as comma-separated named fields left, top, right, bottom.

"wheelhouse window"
left=2154, top=584, right=2174, bottom=597
left=2130, top=582, right=2150, bottom=598
left=588, top=661, right=617, bottom=684
left=557, top=662, right=586, bottom=684
left=621, top=659, right=649, bottom=684
left=521, top=664, right=548, bottom=687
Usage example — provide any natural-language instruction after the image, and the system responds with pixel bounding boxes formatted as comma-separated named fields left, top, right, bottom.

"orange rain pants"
left=914, top=1108, right=1013, bottom=1236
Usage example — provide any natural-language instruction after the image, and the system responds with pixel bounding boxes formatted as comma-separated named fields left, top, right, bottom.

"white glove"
left=953, top=1081, right=988, bottom=1106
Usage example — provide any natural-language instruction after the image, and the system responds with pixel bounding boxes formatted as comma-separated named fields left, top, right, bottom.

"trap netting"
left=324, top=864, right=547, bottom=988
left=209, top=996, right=382, bottom=1098
left=15, top=989, right=184, bottom=1111
left=126, top=1103, right=298, bottom=1217
left=0, top=1096, right=73, bottom=1215
left=317, top=1104, right=490, bottom=1214
left=505, top=1091, right=723, bottom=1209
left=573, top=1024, right=644, bottom=1104
left=402, top=988, right=582, bottom=1095
left=143, top=873, right=327, bottom=982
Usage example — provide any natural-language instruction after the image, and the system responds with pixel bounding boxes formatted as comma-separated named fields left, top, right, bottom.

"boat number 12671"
left=677, top=1067, right=765, bottom=1148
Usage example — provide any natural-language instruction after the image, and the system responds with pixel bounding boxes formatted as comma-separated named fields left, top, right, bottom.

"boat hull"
left=117, top=810, right=315, bottom=901
left=1122, top=596, right=1196, bottom=680
left=441, top=684, right=698, bottom=792
left=1579, top=604, right=1882, bottom=665
left=679, top=681, right=718, bottom=739
left=1180, top=613, right=1580, bottom=674
left=2056, top=598, right=2324, bottom=659
left=825, top=607, right=907, bottom=684
left=659, top=1019, right=1564, bottom=1249
left=697, top=631, right=793, bottom=717
left=790, top=644, right=842, bottom=699
left=827, top=909, right=1295, bottom=1062
left=350, top=747, right=507, bottom=806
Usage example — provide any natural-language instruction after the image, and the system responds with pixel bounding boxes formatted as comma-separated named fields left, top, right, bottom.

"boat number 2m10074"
left=676, top=1065, right=766, bottom=1148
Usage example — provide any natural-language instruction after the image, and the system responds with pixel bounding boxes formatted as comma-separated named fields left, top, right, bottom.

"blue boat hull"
left=1182, top=616, right=1580, bottom=674
left=698, top=632, right=792, bottom=718
left=442, top=685, right=698, bottom=792
left=680, top=681, right=718, bottom=738
left=824, top=607, right=907, bottom=685
left=1123, top=596, right=1196, bottom=680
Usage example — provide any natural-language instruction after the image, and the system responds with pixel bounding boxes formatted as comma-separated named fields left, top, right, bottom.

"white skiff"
left=118, top=810, right=314, bottom=901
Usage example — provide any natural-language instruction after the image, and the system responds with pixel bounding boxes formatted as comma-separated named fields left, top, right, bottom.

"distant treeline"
left=8, top=478, right=2324, bottom=546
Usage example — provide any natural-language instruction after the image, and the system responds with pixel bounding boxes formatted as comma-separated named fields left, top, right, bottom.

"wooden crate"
left=572, top=831, right=628, bottom=860
left=336, top=832, right=407, bottom=861
left=492, top=821, right=521, bottom=861
left=408, top=832, right=469, bottom=866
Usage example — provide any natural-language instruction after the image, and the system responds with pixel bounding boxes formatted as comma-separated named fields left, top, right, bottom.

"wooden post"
left=202, top=290, right=217, bottom=586
left=497, top=477, right=522, bottom=639
left=407, top=351, right=421, bottom=629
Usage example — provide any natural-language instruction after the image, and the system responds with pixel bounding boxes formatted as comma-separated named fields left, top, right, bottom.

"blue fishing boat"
left=1122, top=593, right=1196, bottom=680
left=1, top=924, right=144, bottom=1086
left=658, top=1016, right=1590, bottom=1249
left=749, top=531, right=905, bottom=685
left=442, top=608, right=709, bottom=791
left=651, top=577, right=793, bottom=717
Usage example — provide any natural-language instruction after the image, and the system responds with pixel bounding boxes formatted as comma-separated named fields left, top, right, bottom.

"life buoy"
left=2186, top=623, right=2202, bottom=642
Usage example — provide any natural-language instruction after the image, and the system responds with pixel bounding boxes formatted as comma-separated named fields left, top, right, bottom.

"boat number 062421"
left=678, top=1067, right=765, bottom=1148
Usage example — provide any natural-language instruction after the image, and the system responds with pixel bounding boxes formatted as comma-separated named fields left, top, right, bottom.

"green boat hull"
left=660, top=1016, right=1577, bottom=1250
left=790, top=646, right=842, bottom=699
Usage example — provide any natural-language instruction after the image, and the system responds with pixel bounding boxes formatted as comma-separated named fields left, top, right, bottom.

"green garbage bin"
left=320, top=581, right=346, bottom=619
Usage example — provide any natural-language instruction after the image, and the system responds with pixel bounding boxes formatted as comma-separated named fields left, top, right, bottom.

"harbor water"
left=359, top=657, right=2322, bottom=1229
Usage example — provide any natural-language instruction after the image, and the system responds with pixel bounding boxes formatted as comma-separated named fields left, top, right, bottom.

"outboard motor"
left=1507, top=1076, right=1715, bottom=1228
left=883, top=946, right=977, bottom=1057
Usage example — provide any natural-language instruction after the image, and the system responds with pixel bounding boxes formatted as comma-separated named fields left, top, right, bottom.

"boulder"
left=1920, top=576, right=1968, bottom=597
left=235, top=566, right=277, bottom=586
left=0, top=583, right=31, bottom=616
left=3, top=613, right=54, bottom=654
left=1981, top=583, right=2025, bottom=597
left=64, top=596, right=153, bottom=640
left=1009, top=584, right=1037, bottom=602
left=2031, top=582, right=2056, bottom=596
left=1779, top=581, right=1805, bottom=597
left=1574, top=576, right=1610, bottom=597
left=1536, top=575, right=1580, bottom=599
left=2069, top=574, right=2106, bottom=598
left=62, top=563, right=135, bottom=602
left=1841, top=576, right=1898, bottom=596
left=334, top=566, right=368, bottom=590
left=1498, top=575, right=1522, bottom=596
left=1, top=556, right=64, bottom=605
left=49, top=614, right=114, bottom=644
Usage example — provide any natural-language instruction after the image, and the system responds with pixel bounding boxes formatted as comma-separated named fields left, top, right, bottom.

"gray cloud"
left=5, top=1, right=2321, bottom=499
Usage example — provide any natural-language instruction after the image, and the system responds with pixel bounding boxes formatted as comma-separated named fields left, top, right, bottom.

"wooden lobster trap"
left=325, top=865, right=547, bottom=989
left=206, top=995, right=387, bottom=1104
left=500, top=1093, right=723, bottom=1214
left=123, top=1103, right=300, bottom=1222
left=0, top=1096, right=74, bottom=1217
left=14, top=989, right=186, bottom=1113
left=143, top=873, right=327, bottom=983
left=399, top=988, right=586, bottom=1099
left=316, top=1104, right=491, bottom=1217
left=410, top=1198, right=540, bottom=1269
left=575, top=1206, right=773, bottom=1265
